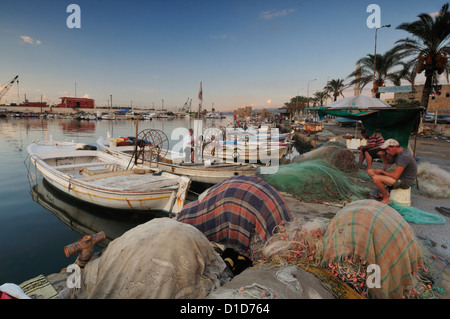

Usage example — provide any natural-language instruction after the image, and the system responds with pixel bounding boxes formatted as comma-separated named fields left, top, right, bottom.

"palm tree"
left=314, top=90, right=330, bottom=106
left=392, top=3, right=450, bottom=109
left=324, top=79, right=348, bottom=101
left=348, top=48, right=406, bottom=98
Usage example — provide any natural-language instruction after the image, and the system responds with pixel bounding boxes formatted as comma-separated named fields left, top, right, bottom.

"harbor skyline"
left=0, top=0, right=445, bottom=111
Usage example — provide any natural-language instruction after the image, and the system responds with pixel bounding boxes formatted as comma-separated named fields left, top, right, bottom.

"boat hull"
left=27, top=141, right=190, bottom=214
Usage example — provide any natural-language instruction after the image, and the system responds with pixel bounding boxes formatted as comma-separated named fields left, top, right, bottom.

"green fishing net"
left=259, top=160, right=370, bottom=204
left=389, top=202, right=446, bottom=225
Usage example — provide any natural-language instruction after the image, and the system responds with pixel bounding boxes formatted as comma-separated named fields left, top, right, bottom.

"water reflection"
left=30, top=179, right=165, bottom=247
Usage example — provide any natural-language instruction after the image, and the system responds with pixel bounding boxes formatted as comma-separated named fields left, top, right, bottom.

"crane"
left=0, top=75, right=19, bottom=103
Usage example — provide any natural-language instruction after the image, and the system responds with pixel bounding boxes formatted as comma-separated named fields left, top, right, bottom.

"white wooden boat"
left=216, top=141, right=288, bottom=163
left=27, top=140, right=191, bottom=215
left=96, top=137, right=260, bottom=185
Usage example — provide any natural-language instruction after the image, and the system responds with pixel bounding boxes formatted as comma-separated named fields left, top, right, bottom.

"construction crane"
left=0, top=75, right=19, bottom=103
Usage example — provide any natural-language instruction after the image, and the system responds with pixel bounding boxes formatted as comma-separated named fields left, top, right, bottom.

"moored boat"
left=96, top=135, right=260, bottom=185
left=27, top=140, right=191, bottom=215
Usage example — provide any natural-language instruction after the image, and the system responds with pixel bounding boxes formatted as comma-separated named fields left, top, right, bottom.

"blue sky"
left=0, top=0, right=447, bottom=111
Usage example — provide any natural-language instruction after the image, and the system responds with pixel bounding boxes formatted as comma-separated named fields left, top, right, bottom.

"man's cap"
left=380, top=139, right=400, bottom=149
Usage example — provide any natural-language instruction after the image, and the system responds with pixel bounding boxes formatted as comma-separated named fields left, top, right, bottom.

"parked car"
left=424, top=112, right=436, bottom=123
left=436, top=114, right=450, bottom=124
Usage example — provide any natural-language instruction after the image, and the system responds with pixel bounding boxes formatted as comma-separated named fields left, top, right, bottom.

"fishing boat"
left=96, top=135, right=260, bottom=185
left=100, top=112, right=116, bottom=120
left=212, top=128, right=289, bottom=163
left=204, top=111, right=226, bottom=119
left=27, top=140, right=191, bottom=215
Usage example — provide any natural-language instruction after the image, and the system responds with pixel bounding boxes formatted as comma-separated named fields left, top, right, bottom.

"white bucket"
left=346, top=138, right=365, bottom=150
left=390, top=187, right=411, bottom=206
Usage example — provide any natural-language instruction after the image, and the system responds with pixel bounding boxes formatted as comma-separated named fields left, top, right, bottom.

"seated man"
left=358, top=130, right=387, bottom=170
left=368, top=139, right=417, bottom=205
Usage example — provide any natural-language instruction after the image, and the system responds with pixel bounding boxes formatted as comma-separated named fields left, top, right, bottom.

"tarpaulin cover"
left=323, top=199, right=424, bottom=299
left=176, top=176, right=292, bottom=257
left=66, top=218, right=226, bottom=299
left=315, top=105, right=423, bottom=148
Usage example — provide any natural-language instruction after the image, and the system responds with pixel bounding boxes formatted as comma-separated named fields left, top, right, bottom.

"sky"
left=0, top=0, right=448, bottom=111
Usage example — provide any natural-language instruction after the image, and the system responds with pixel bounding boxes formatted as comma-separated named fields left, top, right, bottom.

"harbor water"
left=0, top=115, right=229, bottom=284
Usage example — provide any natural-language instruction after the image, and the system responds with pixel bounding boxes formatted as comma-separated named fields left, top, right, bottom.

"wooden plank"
left=56, top=162, right=118, bottom=170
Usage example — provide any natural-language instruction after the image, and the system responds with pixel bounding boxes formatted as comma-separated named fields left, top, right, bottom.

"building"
left=234, top=106, right=252, bottom=117
left=392, top=84, right=450, bottom=111
left=57, top=97, right=95, bottom=108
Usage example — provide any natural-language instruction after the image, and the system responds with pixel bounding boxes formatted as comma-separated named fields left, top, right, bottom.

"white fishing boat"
left=100, top=112, right=115, bottom=120
left=212, top=128, right=289, bottom=163
left=96, top=135, right=260, bottom=185
left=204, top=111, right=226, bottom=119
left=27, top=140, right=191, bottom=215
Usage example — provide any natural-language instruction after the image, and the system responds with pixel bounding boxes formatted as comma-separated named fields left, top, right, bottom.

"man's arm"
left=374, top=166, right=405, bottom=180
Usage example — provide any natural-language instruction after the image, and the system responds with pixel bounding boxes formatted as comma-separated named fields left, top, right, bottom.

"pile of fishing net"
left=292, top=144, right=357, bottom=173
left=415, top=161, right=450, bottom=198
left=176, top=176, right=292, bottom=259
left=259, top=159, right=370, bottom=204
left=254, top=199, right=438, bottom=299
left=63, top=218, right=227, bottom=299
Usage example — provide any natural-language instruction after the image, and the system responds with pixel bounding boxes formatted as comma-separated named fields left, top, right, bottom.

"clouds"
left=20, top=35, right=41, bottom=45
left=259, top=8, right=295, bottom=20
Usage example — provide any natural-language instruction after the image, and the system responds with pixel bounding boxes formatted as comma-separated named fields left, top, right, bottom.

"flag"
left=198, top=81, right=203, bottom=101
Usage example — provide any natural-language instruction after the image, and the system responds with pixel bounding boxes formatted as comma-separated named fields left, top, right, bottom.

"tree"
left=282, top=95, right=308, bottom=115
left=324, top=79, right=348, bottom=101
left=348, top=48, right=405, bottom=98
left=313, top=91, right=330, bottom=106
left=393, top=3, right=450, bottom=109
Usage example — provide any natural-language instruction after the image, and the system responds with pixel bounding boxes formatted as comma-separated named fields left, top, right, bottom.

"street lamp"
left=307, top=79, right=317, bottom=107
left=373, top=24, right=391, bottom=97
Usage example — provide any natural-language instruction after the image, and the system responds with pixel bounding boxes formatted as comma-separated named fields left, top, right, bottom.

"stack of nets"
left=255, top=218, right=330, bottom=267
left=292, top=145, right=357, bottom=173
left=259, top=160, right=369, bottom=204
left=255, top=199, right=437, bottom=299
left=65, top=218, right=227, bottom=299
left=416, top=161, right=450, bottom=198
left=176, top=176, right=292, bottom=259
left=323, top=199, right=433, bottom=299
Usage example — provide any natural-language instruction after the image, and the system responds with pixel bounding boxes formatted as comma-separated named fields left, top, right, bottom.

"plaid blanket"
left=323, top=199, right=424, bottom=299
left=177, top=176, right=292, bottom=257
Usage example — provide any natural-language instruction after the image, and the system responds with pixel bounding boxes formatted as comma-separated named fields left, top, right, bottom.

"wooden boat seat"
left=79, top=169, right=144, bottom=181
left=55, top=162, right=119, bottom=170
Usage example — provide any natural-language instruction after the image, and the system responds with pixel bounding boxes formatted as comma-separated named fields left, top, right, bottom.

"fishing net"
left=254, top=200, right=439, bottom=299
left=65, top=218, right=227, bottom=299
left=323, top=199, right=433, bottom=299
left=415, top=161, right=450, bottom=198
left=292, top=145, right=357, bottom=173
left=259, top=160, right=370, bottom=204
left=389, top=202, right=446, bottom=225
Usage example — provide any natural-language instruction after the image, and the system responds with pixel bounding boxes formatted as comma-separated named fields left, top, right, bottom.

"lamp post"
left=307, top=79, right=317, bottom=107
left=296, top=88, right=304, bottom=118
left=373, top=24, right=391, bottom=97
left=307, top=79, right=317, bottom=121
